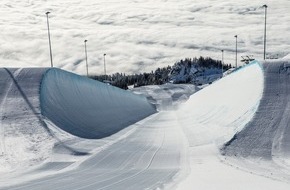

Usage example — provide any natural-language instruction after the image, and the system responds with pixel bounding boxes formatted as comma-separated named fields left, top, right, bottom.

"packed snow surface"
left=0, top=68, right=54, bottom=174
left=2, top=60, right=290, bottom=189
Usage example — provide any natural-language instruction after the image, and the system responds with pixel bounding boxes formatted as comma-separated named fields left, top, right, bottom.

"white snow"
left=0, top=67, right=156, bottom=186
left=2, top=59, right=290, bottom=189
left=175, top=61, right=285, bottom=189
left=0, top=68, right=55, bottom=175
left=131, top=83, right=199, bottom=111
left=221, top=58, right=290, bottom=183
left=177, top=62, right=264, bottom=146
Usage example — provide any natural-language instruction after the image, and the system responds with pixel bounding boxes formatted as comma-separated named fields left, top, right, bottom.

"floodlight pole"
left=221, top=50, right=224, bottom=77
left=84, top=40, right=88, bottom=77
left=46, top=12, right=53, bottom=67
left=234, top=35, right=238, bottom=68
left=263, top=4, right=268, bottom=60
left=103, top=53, right=106, bottom=79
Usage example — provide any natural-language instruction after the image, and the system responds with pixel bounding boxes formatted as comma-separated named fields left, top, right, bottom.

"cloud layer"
left=0, top=0, right=289, bottom=75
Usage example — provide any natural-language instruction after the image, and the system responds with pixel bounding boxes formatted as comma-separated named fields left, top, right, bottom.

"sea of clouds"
left=0, top=0, right=289, bottom=75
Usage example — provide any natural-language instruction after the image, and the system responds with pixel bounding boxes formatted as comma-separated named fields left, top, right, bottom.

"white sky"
left=0, top=0, right=289, bottom=75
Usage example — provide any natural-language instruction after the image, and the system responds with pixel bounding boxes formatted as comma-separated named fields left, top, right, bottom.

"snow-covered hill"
left=168, top=57, right=226, bottom=85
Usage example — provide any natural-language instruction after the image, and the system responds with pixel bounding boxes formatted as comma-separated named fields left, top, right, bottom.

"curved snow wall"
left=222, top=60, right=290, bottom=159
left=177, top=61, right=264, bottom=147
left=40, top=68, right=156, bottom=139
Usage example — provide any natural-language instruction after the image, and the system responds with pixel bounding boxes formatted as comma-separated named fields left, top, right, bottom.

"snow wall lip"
left=221, top=59, right=290, bottom=159
left=40, top=68, right=157, bottom=139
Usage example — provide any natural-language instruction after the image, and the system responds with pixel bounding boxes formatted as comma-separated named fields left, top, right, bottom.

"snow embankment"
left=41, top=68, right=157, bottom=139
left=177, top=61, right=264, bottom=147
left=0, top=68, right=54, bottom=173
left=221, top=59, right=290, bottom=181
left=176, top=62, right=290, bottom=189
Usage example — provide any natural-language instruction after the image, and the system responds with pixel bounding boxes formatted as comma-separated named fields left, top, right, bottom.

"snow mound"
left=41, top=68, right=156, bottom=139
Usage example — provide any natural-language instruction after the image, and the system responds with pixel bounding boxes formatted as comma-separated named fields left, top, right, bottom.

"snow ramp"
left=222, top=59, right=290, bottom=161
left=41, top=68, right=156, bottom=139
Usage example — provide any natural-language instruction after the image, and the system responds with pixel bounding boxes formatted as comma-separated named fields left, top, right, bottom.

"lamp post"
left=45, top=12, right=53, bottom=67
left=221, top=49, right=224, bottom=77
left=84, top=40, right=88, bottom=77
left=103, top=53, right=106, bottom=80
left=262, top=4, right=268, bottom=60
left=234, top=35, right=238, bottom=68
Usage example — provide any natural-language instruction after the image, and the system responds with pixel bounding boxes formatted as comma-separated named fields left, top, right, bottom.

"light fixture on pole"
left=234, top=35, right=238, bottom=68
left=262, top=4, right=268, bottom=60
left=84, top=40, right=88, bottom=77
left=103, top=53, right=106, bottom=79
left=221, top=49, right=224, bottom=77
left=45, top=11, right=53, bottom=68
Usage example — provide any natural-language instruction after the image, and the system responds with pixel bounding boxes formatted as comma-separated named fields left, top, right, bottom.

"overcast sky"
left=0, top=0, right=289, bottom=75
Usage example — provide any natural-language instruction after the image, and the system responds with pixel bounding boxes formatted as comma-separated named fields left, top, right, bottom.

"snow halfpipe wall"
left=40, top=68, right=156, bottom=139
left=222, top=60, right=290, bottom=160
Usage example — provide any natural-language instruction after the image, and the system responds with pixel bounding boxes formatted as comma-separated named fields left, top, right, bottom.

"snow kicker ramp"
left=222, top=60, right=290, bottom=161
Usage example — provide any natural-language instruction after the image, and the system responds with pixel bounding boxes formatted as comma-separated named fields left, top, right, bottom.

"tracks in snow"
left=3, top=111, right=187, bottom=190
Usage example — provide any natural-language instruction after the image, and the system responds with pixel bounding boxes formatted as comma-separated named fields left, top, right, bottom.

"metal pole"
left=263, top=4, right=268, bottom=60
left=221, top=50, right=224, bottom=77
left=84, top=40, right=88, bottom=77
left=234, top=35, right=237, bottom=68
left=103, top=54, right=106, bottom=80
left=46, top=12, right=53, bottom=67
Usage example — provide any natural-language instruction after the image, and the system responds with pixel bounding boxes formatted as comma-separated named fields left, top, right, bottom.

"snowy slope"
left=0, top=68, right=54, bottom=173
left=176, top=61, right=290, bottom=189
left=177, top=61, right=264, bottom=147
left=222, top=59, right=290, bottom=181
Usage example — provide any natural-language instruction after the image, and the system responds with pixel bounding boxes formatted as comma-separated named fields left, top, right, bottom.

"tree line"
left=89, top=56, right=232, bottom=89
